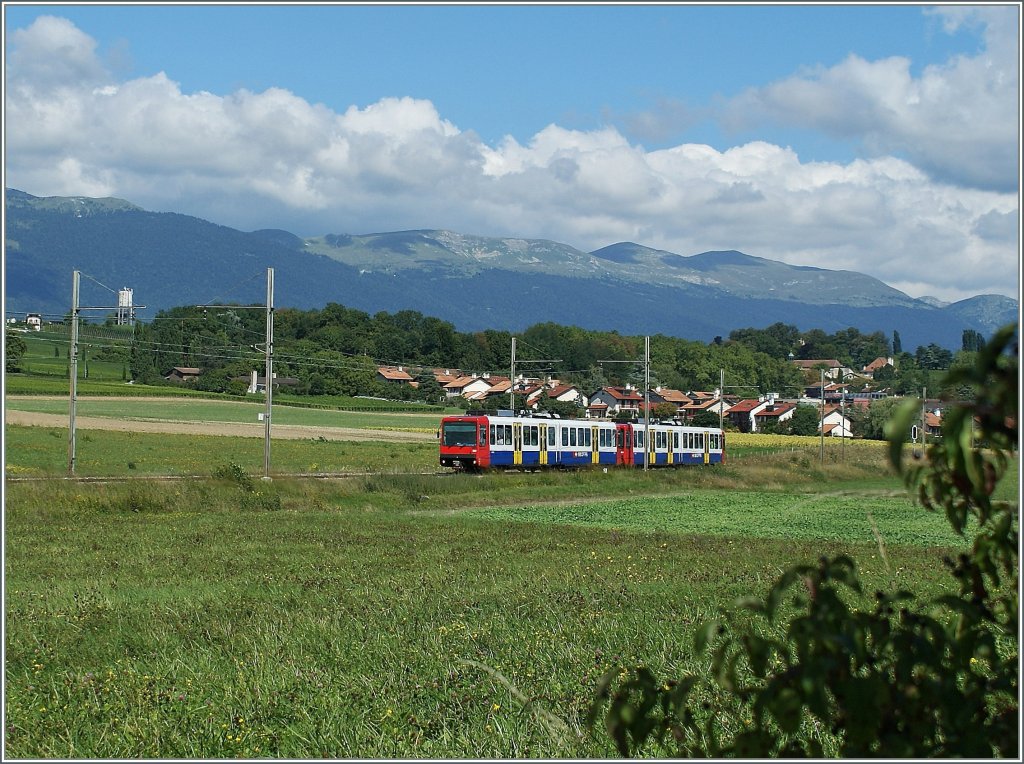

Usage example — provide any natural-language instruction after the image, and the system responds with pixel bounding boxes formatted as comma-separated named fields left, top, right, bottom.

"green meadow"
left=6, top=420, right=1015, bottom=758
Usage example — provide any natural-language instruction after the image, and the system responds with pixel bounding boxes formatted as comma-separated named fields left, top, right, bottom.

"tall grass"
left=4, top=462, right=985, bottom=758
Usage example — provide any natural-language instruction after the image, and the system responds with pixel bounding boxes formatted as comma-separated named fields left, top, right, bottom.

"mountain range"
left=4, top=189, right=1017, bottom=351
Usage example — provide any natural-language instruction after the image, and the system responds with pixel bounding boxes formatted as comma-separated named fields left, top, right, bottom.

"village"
left=360, top=353, right=943, bottom=440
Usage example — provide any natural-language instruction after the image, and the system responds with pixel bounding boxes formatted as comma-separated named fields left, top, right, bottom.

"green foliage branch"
left=589, top=323, right=1019, bottom=757
left=5, top=328, right=29, bottom=372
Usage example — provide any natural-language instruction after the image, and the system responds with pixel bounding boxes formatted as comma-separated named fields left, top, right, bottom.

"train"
left=438, top=411, right=725, bottom=471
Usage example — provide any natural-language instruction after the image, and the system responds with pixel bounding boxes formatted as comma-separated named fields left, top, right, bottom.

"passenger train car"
left=439, top=412, right=725, bottom=471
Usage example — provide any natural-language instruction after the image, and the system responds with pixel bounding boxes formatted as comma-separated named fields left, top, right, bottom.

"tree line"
left=125, top=303, right=986, bottom=400
left=6, top=302, right=990, bottom=416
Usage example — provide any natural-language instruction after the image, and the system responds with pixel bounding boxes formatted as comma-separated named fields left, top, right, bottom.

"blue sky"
left=3, top=3, right=1020, bottom=301
left=3, top=4, right=983, bottom=153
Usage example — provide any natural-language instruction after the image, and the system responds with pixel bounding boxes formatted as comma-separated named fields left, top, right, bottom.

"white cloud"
left=4, top=15, right=1019, bottom=303
left=720, top=6, right=1019, bottom=192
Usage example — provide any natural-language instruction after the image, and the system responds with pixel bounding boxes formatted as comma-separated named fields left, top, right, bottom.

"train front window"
left=442, top=422, right=477, bottom=447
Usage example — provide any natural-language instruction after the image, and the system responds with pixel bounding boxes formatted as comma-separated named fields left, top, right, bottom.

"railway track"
left=5, top=470, right=462, bottom=484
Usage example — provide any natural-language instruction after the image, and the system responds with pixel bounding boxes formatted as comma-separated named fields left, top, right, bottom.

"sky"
left=3, top=2, right=1021, bottom=303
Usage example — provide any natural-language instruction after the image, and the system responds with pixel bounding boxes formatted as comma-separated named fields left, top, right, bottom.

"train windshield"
left=442, top=422, right=478, bottom=447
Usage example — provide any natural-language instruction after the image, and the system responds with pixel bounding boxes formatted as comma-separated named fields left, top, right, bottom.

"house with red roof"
left=587, top=386, right=644, bottom=418
left=862, top=356, right=895, bottom=377
left=376, top=365, right=415, bottom=386
left=753, top=400, right=797, bottom=430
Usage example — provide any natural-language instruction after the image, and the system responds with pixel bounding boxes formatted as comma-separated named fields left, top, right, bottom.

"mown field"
left=5, top=412, right=1017, bottom=758
left=5, top=380, right=1018, bottom=757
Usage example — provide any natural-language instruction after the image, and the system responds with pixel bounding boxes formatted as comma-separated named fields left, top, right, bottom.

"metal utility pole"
left=841, top=389, right=846, bottom=462
left=197, top=267, right=274, bottom=480
left=65, top=271, right=146, bottom=473
left=644, top=336, right=650, bottom=473
left=921, top=386, right=927, bottom=448
left=510, top=336, right=516, bottom=412
left=719, top=368, right=725, bottom=432
left=263, top=268, right=274, bottom=480
left=67, top=271, right=80, bottom=474
left=819, top=368, right=825, bottom=464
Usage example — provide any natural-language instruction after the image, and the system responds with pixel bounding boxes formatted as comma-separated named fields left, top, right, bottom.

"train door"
left=667, top=428, right=675, bottom=466
left=478, top=418, right=491, bottom=468
left=591, top=425, right=599, bottom=464
left=513, top=422, right=523, bottom=466
left=539, top=423, right=548, bottom=466
left=648, top=427, right=657, bottom=467
left=615, top=423, right=633, bottom=466
left=703, top=432, right=710, bottom=465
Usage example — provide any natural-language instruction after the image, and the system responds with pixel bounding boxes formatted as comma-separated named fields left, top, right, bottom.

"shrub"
left=589, top=324, right=1018, bottom=757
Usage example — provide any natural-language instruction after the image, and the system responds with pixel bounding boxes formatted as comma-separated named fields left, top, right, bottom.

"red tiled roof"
left=377, top=366, right=414, bottom=381
left=547, top=384, right=578, bottom=398
left=602, top=387, right=643, bottom=402
left=444, top=376, right=478, bottom=389
left=792, top=359, right=842, bottom=369
left=682, top=398, right=719, bottom=411
left=726, top=399, right=762, bottom=414
left=654, top=388, right=691, bottom=403
left=754, top=402, right=796, bottom=418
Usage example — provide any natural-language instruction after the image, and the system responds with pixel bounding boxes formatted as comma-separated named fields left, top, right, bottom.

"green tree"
left=915, top=342, right=954, bottom=370
left=788, top=403, right=820, bottom=436
left=5, top=329, right=28, bottom=372
left=589, top=324, right=1018, bottom=757
left=728, top=322, right=801, bottom=359
left=892, top=329, right=902, bottom=355
left=690, top=410, right=720, bottom=428
left=962, top=328, right=985, bottom=352
left=414, top=371, right=446, bottom=405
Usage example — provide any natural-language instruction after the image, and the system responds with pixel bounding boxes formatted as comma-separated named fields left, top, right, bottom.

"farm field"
left=5, top=395, right=444, bottom=432
left=5, top=433, right=1018, bottom=758
left=5, top=382, right=1018, bottom=757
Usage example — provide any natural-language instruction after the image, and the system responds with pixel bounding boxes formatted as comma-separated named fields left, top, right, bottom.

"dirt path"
left=5, top=409, right=434, bottom=443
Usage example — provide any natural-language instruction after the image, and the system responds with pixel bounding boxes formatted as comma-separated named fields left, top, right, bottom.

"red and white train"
left=439, top=412, right=725, bottom=471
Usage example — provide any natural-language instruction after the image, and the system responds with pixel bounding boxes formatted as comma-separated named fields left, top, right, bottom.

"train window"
left=530, top=426, right=539, bottom=446
left=562, top=427, right=569, bottom=447
left=548, top=427, right=556, bottom=446
left=442, top=422, right=477, bottom=447
left=570, top=428, right=577, bottom=447
left=697, top=433, right=703, bottom=449
left=584, top=428, right=591, bottom=447
left=674, top=432, right=679, bottom=449
left=505, top=425, right=512, bottom=445
left=489, top=424, right=495, bottom=443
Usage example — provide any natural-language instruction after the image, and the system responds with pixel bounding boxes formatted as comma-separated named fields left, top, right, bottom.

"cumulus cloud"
left=720, top=6, right=1019, bottom=192
left=3, top=15, right=1019, bottom=303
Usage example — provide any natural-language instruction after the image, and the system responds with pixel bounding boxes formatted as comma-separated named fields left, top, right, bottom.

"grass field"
left=5, top=431, right=1017, bottom=758
left=4, top=425, right=438, bottom=477
left=4, top=381, right=1018, bottom=757
left=5, top=396, right=443, bottom=432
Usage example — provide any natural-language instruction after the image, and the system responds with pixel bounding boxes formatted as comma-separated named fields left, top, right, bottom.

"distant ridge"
left=4, top=189, right=1017, bottom=350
